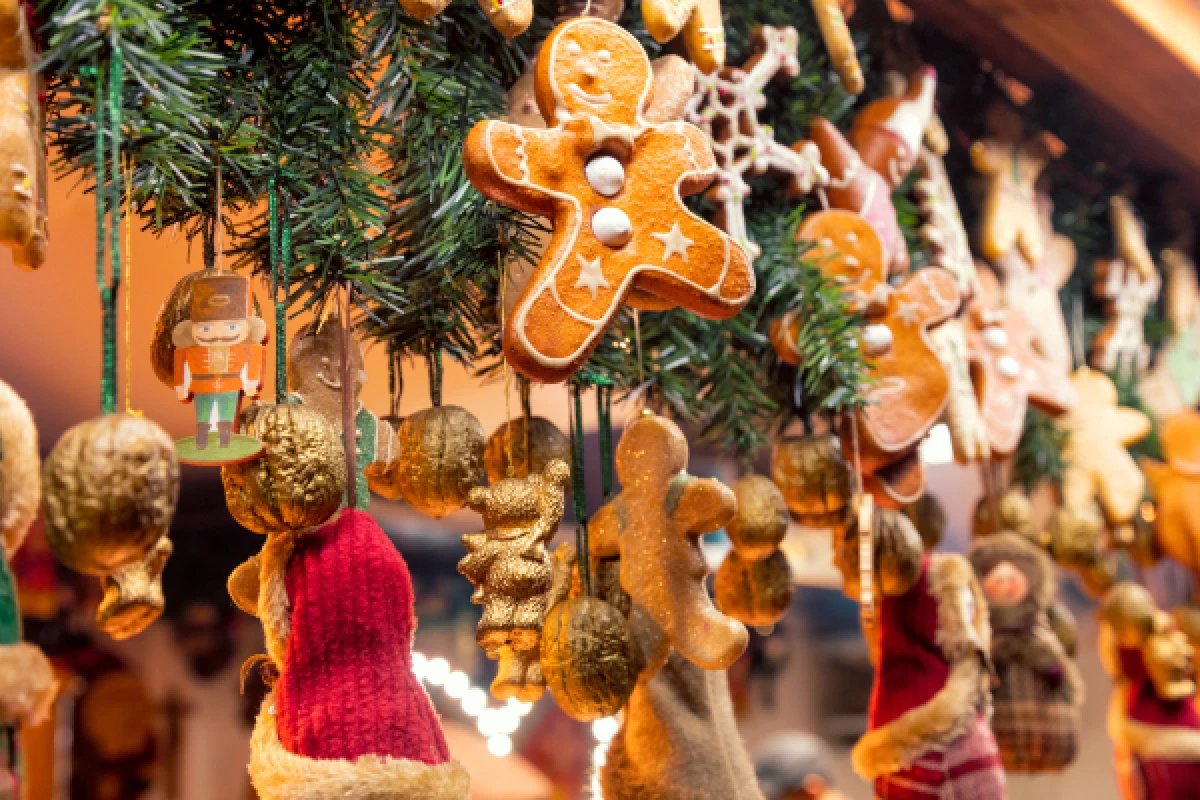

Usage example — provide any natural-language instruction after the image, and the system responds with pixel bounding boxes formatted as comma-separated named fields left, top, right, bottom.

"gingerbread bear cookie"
left=588, top=411, right=747, bottom=671
left=683, top=25, right=827, bottom=261
left=1059, top=368, right=1150, bottom=534
left=965, top=266, right=1077, bottom=456
left=641, top=0, right=725, bottom=75
left=464, top=18, right=754, bottom=383
left=1091, top=197, right=1161, bottom=376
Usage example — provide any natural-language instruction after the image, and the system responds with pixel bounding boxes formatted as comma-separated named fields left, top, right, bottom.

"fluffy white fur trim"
left=249, top=693, right=470, bottom=800
left=1109, top=686, right=1200, bottom=763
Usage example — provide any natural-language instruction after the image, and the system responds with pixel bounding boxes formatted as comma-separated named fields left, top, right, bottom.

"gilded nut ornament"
left=42, top=414, right=180, bottom=576
left=221, top=404, right=346, bottom=535
left=96, top=535, right=172, bottom=640
left=0, top=379, right=40, bottom=557
left=540, top=595, right=638, bottom=721
left=377, top=406, right=486, bottom=518
left=714, top=549, right=794, bottom=626
left=484, top=416, right=571, bottom=483
left=726, top=475, right=789, bottom=561
left=770, top=433, right=851, bottom=526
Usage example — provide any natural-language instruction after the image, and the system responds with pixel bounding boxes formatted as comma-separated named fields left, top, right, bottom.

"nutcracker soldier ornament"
left=171, top=273, right=267, bottom=464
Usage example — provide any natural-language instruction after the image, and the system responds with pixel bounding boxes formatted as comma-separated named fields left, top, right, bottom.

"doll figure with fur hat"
left=1101, top=583, right=1200, bottom=800
left=836, top=508, right=1006, bottom=799
left=969, top=533, right=1083, bottom=773
left=584, top=411, right=762, bottom=800
left=287, top=314, right=398, bottom=510
left=172, top=272, right=268, bottom=464
left=228, top=507, right=469, bottom=798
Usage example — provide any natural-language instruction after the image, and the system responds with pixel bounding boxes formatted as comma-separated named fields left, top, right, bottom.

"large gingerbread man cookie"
left=965, top=266, right=1077, bottom=456
left=464, top=18, right=754, bottom=383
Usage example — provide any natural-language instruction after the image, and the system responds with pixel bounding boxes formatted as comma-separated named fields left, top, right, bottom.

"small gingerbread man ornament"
left=683, top=25, right=827, bottom=261
left=965, top=266, right=1077, bottom=457
left=464, top=18, right=754, bottom=383
left=399, top=0, right=532, bottom=40
left=589, top=411, right=747, bottom=672
left=1091, top=196, right=1161, bottom=377
left=641, top=0, right=725, bottom=75
left=771, top=210, right=960, bottom=505
left=1059, top=368, right=1151, bottom=535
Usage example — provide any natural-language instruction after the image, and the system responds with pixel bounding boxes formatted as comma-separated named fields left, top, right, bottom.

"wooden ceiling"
left=901, top=0, right=1200, bottom=185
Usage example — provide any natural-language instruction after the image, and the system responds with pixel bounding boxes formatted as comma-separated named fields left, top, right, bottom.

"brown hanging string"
left=341, top=283, right=358, bottom=510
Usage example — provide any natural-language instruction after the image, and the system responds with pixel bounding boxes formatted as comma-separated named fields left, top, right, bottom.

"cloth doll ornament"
left=171, top=273, right=268, bottom=464
left=464, top=17, right=754, bottom=383
left=587, top=412, right=761, bottom=800
left=1140, top=248, right=1200, bottom=422
left=459, top=460, right=570, bottom=701
left=1101, top=584, right=1200, bottom=800
left=229, top=510, right=469, bottom=799
left=1092, top=197, right=1162, bottom=376
left=835, top=509, right=1005, bottom=799
left=682, top=25, right=827, bottom=260
left=798, top=68, right=937, bottom=277
left=965, top=266, right=1077, bottom=456
left=286, top=316, right=398, bottom=511
left=0, top=0, right=47, bottom=270
left=969, top=533, right=1083, bottom=773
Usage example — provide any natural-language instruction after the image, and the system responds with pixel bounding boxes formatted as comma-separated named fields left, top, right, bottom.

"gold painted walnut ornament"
left=715, top=475, right=793, bottom=626
left=541, top=594, right=639, bottom=720
left=484, top=416, right=570, bottom=483
left=0, top=378, right=39, bottom=557
left=221, top=404, right=345, bottom=535
left=42, top=414, right=180, bottom=636
left=770, top=433, right=851, bottom=527
left=372, top=406, right=486, bottom=519
left=97, top=536, right=172, bottom=640
left=460, top=459, right=570, bottom=701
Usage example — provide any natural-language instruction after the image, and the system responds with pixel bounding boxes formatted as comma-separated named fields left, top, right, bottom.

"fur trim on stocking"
left=250, top=692, right=470, bottom=800
left=852, top=554, right=992, bottom=780
left=1109, top=687, right=1200, bottom=763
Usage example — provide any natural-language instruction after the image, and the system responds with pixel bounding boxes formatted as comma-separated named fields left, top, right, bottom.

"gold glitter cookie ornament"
left=373, top=406, right=486, bottom=519
left=770, top=433, right=851, bottom=527
left=42, top=414, right=180, bottom=637
left=221, top=404, right=346, bottom=535
left=0, top=379, right=39, bottom=556
left=484, top=416, right=570, bottom=483
left=589, top=411, right=748, bottom=671
left=460, top=459, right=570, bottom=701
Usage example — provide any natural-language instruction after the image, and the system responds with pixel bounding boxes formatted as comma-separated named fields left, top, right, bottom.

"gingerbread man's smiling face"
left=536, top=18, right=650, bottom=127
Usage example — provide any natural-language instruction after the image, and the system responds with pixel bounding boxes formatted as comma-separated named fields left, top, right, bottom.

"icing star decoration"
left=574, top=255, right=610, bottom=300
left=652, top=223, right=694, bottom=263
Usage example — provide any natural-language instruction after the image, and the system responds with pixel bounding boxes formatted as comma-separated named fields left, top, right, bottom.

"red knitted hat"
left=274, top=509, right=451, bottom=766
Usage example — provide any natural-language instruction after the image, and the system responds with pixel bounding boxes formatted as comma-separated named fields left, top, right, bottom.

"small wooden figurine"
left=171, top=273, right=267, bottom=464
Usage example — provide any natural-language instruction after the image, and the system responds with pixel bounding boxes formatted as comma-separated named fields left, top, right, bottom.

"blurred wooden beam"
left=905, top=0, right=1200, bottom=189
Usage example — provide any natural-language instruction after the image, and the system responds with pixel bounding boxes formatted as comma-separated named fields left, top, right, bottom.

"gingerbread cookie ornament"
left=1091, top=197, right=1161, bottom=376
left=1141, top=247, right=1200, bottom=421
left=972, top=126, right=1055, bottom=267
left=810, top=0, right=863, bottom=94
left=398, top=0, right=532, bottom=40
left=464, top=18, right=754, bottom=383
left=641, top=0, right=725, bottom=75
left=1059, top=368, right=1150, bottom=535
left=965, top=266, right=1077, bottom=456
left=683, top=25, right=827, bottom=260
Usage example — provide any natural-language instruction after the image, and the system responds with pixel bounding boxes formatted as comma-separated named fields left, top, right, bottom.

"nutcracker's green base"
left=176, top=434, right=264, bottom=466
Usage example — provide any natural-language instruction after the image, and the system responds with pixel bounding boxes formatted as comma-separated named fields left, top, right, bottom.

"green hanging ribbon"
left=268, top=173, right=290, bottom=403
left=594, top=378, right=614, bottom=500
left=567, top=380, right=591, bottom=596
left=93, top=31, right=124, bottom=416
